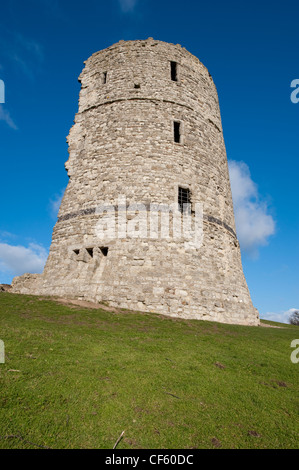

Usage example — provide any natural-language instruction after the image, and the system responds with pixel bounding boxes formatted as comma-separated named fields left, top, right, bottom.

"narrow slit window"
left=171, top=61, right=178, bottom=81
left=178, top=187, right=191, bottom=213
left=174, top=121, right=181, bottom=143
left=102, top=72, right=107, bottom=84
left=100, top=247, right=109, bottom=257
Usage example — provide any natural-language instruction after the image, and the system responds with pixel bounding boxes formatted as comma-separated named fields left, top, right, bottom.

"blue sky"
left=0, top=0, right=298, bottom=323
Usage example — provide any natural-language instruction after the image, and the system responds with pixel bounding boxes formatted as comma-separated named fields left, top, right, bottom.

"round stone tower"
left=12, top=38, right=259, bottom=326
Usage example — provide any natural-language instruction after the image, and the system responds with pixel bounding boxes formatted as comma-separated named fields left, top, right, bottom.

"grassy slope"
left=0, top=293, right=298, bottom=449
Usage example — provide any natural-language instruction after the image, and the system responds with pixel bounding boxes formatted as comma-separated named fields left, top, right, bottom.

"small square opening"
left=86, top=248, right=94, bottom=258
left=100, top=247, right=109, bottom=257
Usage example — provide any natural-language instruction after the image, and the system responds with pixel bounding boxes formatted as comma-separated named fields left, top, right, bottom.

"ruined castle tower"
left=12, top=39, right=259, bottom=326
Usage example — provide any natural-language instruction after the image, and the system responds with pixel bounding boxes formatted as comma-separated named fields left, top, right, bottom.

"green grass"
left=0, top=292, right=298, bottom=449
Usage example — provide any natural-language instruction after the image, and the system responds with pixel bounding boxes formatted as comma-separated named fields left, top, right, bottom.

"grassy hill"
left=0, top=292, right=298, bottom=449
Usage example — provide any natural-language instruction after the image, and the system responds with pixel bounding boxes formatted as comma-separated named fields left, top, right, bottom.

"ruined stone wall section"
left=12, top=39, right=259, bottom=326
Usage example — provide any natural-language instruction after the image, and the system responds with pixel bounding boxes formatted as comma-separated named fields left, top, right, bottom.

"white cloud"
left=49, top=188, right=65, bottom=219
left=118, top=0, right=138, bottom=12
left=261, top=308, right=299, bottom=324
left=0, top=105, right=18, bottom=130
left=228, top=160, right=275, bottom=257
left=0, top=242, right=48, bottom=277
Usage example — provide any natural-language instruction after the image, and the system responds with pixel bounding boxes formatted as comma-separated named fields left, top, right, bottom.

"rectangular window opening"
left=102, top=72, right=107, bottom=84
left=171, top=61, right=178, bottom=81
left=100, top=247, right=109, bottom=257
left=178, top=187, right=191, bottom=213
left=174, top=121, right=181, bottom=143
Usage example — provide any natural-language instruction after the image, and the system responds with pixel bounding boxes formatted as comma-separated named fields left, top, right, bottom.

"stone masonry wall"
left=12, top=38, right=260, bottom=326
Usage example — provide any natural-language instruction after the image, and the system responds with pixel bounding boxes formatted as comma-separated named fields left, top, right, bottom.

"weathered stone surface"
left=11, top=39, right=259, bottom=326
left=0, top=284, right=11, bottom=292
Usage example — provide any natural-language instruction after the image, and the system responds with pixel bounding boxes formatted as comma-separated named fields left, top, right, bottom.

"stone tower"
left=12, top=38, right=259, bottom=326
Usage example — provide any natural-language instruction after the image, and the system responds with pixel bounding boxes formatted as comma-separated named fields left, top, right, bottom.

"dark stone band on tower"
left=57, top=206, right=237, bottom=240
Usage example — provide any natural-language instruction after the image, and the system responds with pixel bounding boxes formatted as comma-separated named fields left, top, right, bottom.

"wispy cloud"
left=49, top=188, right=65, bottom=219
left=118, top=0, right=139, bottom=13
left=11, top=33, right=44, bottom=79
left=0, top=231, right=17, bottom=241
left=0, top=29, right=44, bottom=80
left=0, top=105, right=18, bottom=129
left=14, top=32, right=44, bottom=63
left=261, top=308, right=299, bottom=324
left=228, top=160, right=275, bottom=257
left=0, top=241, right=48, bottom=277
